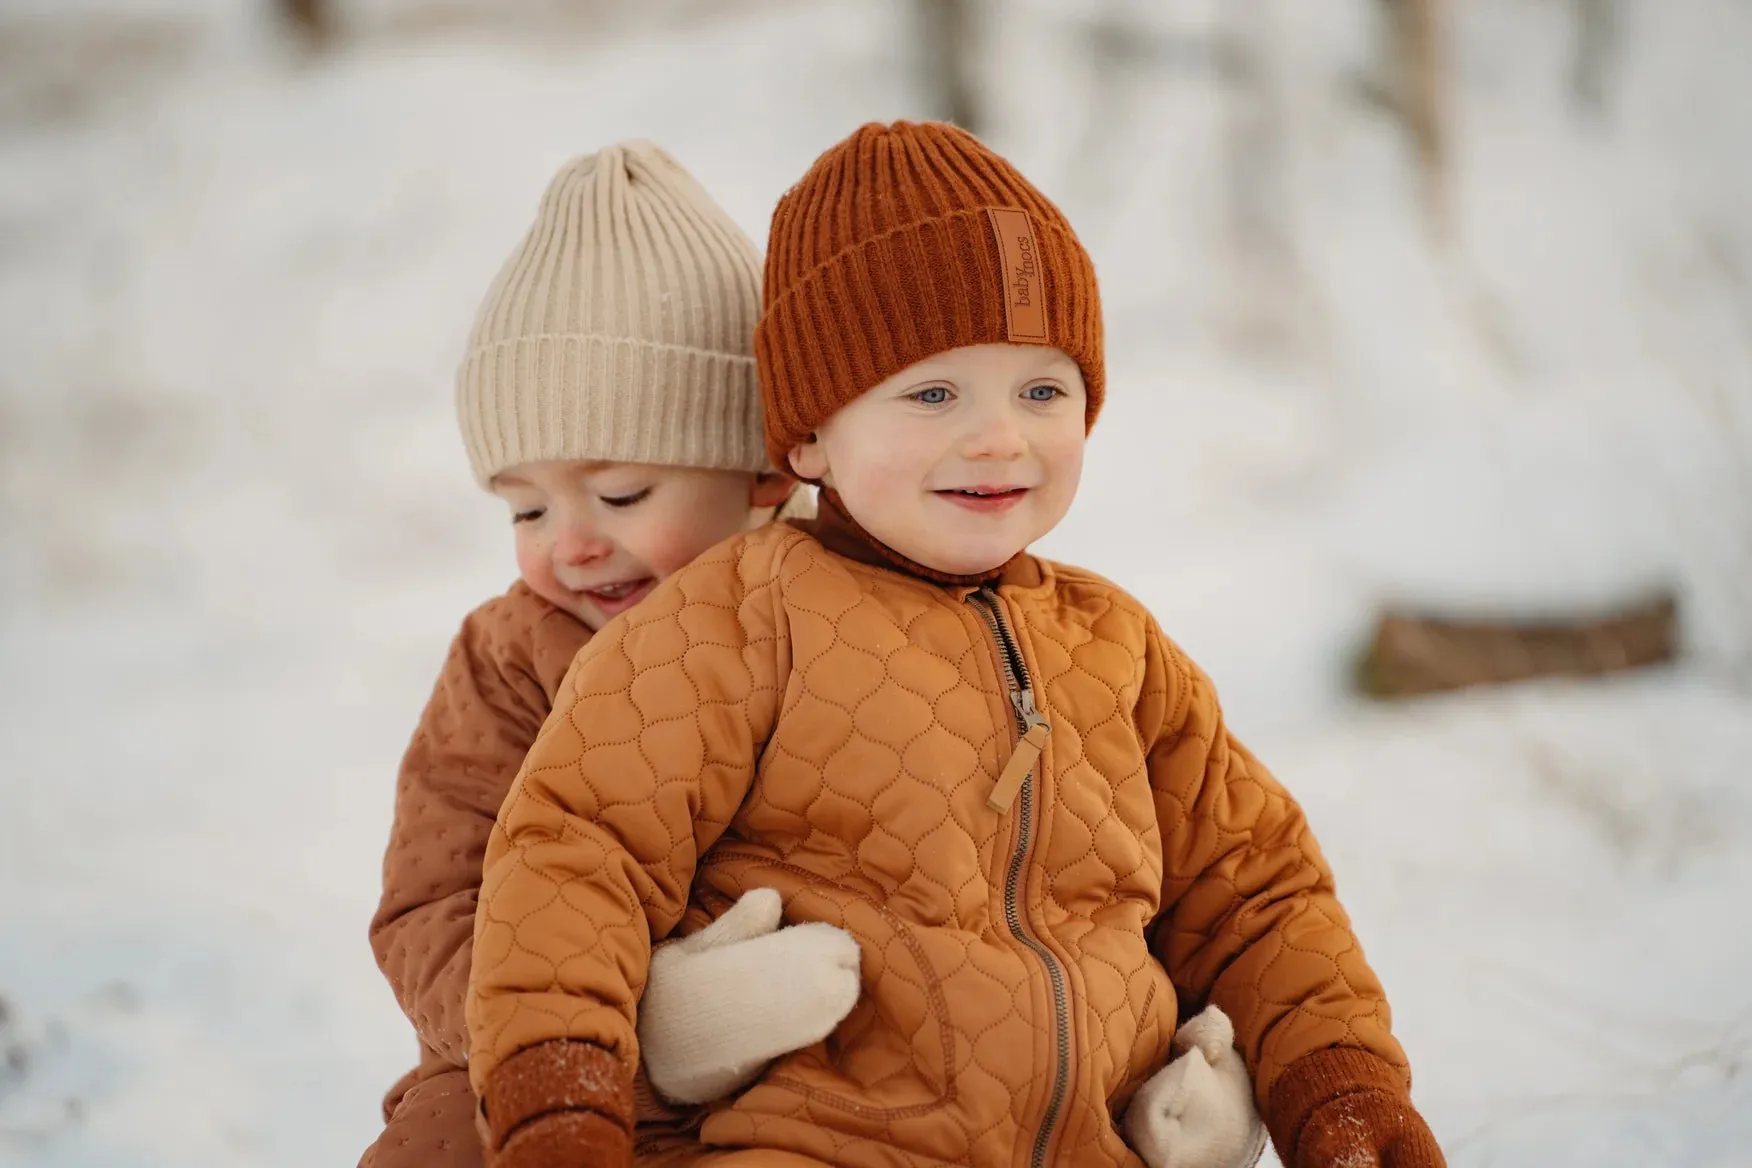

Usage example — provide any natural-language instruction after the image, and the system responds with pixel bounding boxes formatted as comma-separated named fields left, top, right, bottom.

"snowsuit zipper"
left=968, top=587, right=1071, bottom=1168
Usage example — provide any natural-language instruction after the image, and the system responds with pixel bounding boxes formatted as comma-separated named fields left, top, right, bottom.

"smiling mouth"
left=935, top=486, right=1030, bottom=512
left=573, top=578, right=657, bottom=614
left=583, top=580, right=649, bottom=600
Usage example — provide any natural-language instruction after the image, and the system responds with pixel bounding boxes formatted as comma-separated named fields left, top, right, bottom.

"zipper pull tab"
left=989, top=721, right=1051, bottom=814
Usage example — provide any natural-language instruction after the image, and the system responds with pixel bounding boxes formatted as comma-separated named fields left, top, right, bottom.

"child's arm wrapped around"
left=1137, top=620, right=1444, bottom=1168
left=373, top=583, right=852, bottom=1127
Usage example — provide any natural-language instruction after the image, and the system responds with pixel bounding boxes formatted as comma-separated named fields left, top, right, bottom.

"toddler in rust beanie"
left=466, top=122, right=1443, bottom=1168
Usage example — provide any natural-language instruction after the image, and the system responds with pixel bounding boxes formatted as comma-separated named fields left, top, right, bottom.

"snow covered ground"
left=2, top=1, right=1749, bottom=1164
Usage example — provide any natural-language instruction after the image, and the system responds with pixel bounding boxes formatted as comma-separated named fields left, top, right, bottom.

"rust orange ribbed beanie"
left=755, top=120, right=1104, bottom=470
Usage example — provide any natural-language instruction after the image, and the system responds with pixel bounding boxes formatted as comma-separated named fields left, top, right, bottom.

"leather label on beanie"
left=987, top=208, right=1049, bottom=344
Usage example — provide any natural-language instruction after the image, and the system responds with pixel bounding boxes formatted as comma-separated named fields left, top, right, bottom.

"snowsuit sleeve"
left=465, top=535, right=793, bottom=1167
left=1138, top=619, right=1411, bottom=1125
left=370, top=588, right=586, bottom=1067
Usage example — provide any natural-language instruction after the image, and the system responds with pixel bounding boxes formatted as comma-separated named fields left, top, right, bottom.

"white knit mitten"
left=637, top=888, right=862, bottom=1105
left=1123, top=1006, right=1268, bottom=1168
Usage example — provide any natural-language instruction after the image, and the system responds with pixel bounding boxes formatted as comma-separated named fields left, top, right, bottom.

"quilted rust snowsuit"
left=468, top=504, right=1417, bottom=1168
left=362, top=584, right=697, bottom=1168
left=362, top=583, right=588, bottom=1168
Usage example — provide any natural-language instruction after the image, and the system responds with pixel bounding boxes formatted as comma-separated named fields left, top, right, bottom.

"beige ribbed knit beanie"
left=457, top=141, right=768, bottom=486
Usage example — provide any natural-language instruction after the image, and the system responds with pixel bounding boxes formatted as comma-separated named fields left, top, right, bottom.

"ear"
left=749, top=472, right=795, bottom=509
left=787, top=436, right=828, bottom=482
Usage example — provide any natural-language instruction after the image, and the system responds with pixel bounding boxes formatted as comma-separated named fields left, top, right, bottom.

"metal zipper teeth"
left=972, top=588, right=1071, bottom=1168
left=982, top=591, right=1028, bottom=705
left=1004, top=771, right=1073, bottom=1168
left=973, top=589, right=1046, bottom=733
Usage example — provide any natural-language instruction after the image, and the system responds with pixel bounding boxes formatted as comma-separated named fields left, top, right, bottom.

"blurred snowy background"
left=2, top=0, right=1750, bottom=1164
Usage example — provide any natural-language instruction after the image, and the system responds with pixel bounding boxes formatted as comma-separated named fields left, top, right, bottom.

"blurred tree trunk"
left=1223, top=0, right=1286, bottom=261
left=917, top=0, right=982, bottom=133
left=1571, top=0, right=1622, bottom=116
left=1220, top=0, right=1302, bottom=356
left=1374, top=0, right=1450, bottom=238
left=279, top=0, right=330, bottom=45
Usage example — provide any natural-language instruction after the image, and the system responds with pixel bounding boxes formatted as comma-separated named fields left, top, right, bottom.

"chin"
left=915, top=540, right=1016, bottom=577
left=867, top=508, right=1027, bottom=577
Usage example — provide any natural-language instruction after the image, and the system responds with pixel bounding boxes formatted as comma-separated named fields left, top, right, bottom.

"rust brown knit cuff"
left=1265, top=1046, right=1416, bottom=1164
left=1303, top=1089, right=1446, bottom=1168
left=495, top=1111, right=631, bottom=1168
left=483, top=1040, right=634, bottom=1160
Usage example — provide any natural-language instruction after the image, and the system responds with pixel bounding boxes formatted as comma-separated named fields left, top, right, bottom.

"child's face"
left=789, top=343, right=1086, bottom=576
left=491, top=461, right=792, bottom=630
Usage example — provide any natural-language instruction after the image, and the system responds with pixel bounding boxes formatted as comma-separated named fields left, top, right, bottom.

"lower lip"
left=937, top=489, right=1029, bottom=514
left=581, top=578, right=655, bottom=617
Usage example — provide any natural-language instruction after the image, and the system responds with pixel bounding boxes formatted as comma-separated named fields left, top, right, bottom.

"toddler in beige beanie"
left=360, top=141, right=858, bottom=1168
left=458, top=139, right=795, bottom=626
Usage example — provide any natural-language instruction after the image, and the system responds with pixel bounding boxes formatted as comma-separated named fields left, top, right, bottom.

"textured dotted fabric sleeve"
left=466, top=535, right=792, bottom=1100
left=1139, top=619, right=1408, bottom=1110
left=369, top=596, right=557, bottom=1068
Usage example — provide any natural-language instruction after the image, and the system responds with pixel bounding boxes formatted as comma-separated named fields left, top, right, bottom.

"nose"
left=553, top=520, right=613, bottom=567
left=960, top=402, right=1027, bottom=461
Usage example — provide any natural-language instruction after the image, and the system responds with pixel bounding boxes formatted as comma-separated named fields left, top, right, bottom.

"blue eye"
left=914, top=385, right=951, bottom=405
left=1025, top=384, right=1061, bottom=402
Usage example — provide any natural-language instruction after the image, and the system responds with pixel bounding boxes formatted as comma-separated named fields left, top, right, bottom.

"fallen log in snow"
left=1355, top=591, right=1679, bottom=697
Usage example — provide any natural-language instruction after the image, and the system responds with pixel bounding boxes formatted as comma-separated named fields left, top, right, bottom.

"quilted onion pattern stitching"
left=373, top=584, right=591, bottom=1069
left=469, top=527, right=1406, bottom=1167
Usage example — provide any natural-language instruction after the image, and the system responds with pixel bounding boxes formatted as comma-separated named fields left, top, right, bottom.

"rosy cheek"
left=1054, top=437, right=1086, bottom=483
left=843, top=454, right=907, bottom=501
left=637, top=523, right=713, bottom=581
left=513, top=531, right=561, bottom=594
left=635, top=496, right=761, bottom=580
